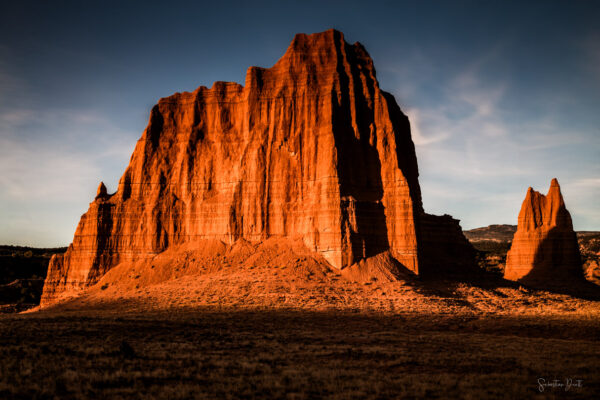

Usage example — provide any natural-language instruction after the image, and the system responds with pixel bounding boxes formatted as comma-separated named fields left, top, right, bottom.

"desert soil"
left=2, top=239, right=599, bottom=399
left=1, top=308, right=599, bottom=399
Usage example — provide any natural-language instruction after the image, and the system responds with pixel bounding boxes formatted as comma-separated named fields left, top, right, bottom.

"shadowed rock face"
left=505, top=179, right=583, bottom=285
left=41, top=29, right=475, bottom=306
left=418, top=213, right=478, bottom=278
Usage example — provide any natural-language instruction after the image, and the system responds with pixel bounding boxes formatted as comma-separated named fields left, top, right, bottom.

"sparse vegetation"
left=579, top=233, right=600, bottom=285
left=0, top=245, right=66, bottom=284
left=0, top=310, right=598, bottom=399
left=0, top=245, right=66, bottom=312
left=0, top=237, right=598, bottom=398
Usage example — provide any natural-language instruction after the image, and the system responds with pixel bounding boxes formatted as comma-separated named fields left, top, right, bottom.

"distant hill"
left=464, top=224, right=599, bottom=243
left=463, top=225, right=517, bottom=242
left=0, top=245, right=66, bottom=312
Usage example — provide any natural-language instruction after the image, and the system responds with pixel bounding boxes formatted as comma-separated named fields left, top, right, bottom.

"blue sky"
left=1, top=0, right=599, bottom=247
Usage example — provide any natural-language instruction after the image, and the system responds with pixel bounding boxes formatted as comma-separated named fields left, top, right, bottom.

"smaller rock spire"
left=504, top=178, right=583, bottom=286
left=96, top=182, right=108, bottom=199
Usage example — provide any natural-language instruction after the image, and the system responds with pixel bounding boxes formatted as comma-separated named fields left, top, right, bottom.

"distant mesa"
left=41, top=29, right=477, bottom=306
left=504, top=178, right=585, bottom=286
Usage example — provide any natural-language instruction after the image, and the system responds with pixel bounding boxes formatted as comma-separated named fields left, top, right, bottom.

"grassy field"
left=1, top=309, right=599, bottom=399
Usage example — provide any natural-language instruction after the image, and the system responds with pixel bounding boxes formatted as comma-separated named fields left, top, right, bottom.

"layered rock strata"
left=504, top=179, right=583, bottom=285
left=42, top=29, right=475, bottom=305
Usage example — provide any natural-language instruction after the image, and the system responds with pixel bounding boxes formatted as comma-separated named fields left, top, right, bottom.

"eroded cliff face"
left=504, top=179, right=583, bottom=285
left=41, top=29, right=474, bottom=306
left=419, top=213, right=478, bottom=278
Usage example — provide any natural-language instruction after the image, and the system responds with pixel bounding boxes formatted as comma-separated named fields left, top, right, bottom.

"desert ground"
left=1, top=238, right=600, bottom=399
left=2, top=302, right=599, bottom=399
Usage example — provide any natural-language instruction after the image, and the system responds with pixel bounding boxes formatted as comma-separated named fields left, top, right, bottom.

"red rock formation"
left=95, top=182, right=107, bottom=199
left=41, top=29, right=475, bottom=306
left=419, top=213, right=478, bottom=278
left=504, top=179, right=583, bottom=285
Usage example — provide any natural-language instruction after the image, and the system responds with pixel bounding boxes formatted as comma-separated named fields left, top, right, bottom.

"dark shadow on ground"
left=408, top=270, right=600, bottom=302
left=1, top=308, right=599, bottom=399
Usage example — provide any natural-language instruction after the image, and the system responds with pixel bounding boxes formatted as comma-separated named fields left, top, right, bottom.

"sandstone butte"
left=504, top=178, right=584, bottom=286
left=41, top=29, right=476, bottom=306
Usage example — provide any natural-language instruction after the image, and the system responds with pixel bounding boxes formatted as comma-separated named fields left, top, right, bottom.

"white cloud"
left=404, top=107, right=449, bottom=146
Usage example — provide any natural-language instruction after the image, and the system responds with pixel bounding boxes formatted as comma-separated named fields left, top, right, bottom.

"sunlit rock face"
left=504, top=179, right=584, bottom=285
left=41, top=29, right=476, bottom=306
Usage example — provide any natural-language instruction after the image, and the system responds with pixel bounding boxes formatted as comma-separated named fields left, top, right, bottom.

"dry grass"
left=4, top=239, right=600, bottom=398
left=1, top=309, right=599, bottom=399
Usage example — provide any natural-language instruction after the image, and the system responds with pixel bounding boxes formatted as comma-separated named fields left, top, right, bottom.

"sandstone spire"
left=95, top=182, right=108, bottom=199
left=504, top=178, right=583, bottom=285
left=41, top=30, right=475, bottom=306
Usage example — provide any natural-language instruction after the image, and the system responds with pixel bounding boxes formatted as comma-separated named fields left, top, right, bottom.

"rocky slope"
left=41, top=29, right=476, bottom=306
left=504, top=179, right=584, bottom=286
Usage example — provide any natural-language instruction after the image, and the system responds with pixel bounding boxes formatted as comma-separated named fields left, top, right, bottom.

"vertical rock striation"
left=41, top=29, right=475, bottom=306
left=505, top=179, right=583, bottom=285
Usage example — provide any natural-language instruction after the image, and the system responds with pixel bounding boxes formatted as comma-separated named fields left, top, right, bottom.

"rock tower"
left=42, top=30, right=475, bottom=305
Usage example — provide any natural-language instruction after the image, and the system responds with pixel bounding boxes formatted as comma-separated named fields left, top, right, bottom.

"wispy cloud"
left=0, top=138, right=98, bottom=199
left=0, top=101, right=138, bottom=245
left=404, top=107, right=449, bottom=146
left=0, top=108, right=136, bottom=199
left=388, top=41, right=600, bottom=229
left=568, top=178, right=600, bottom=188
